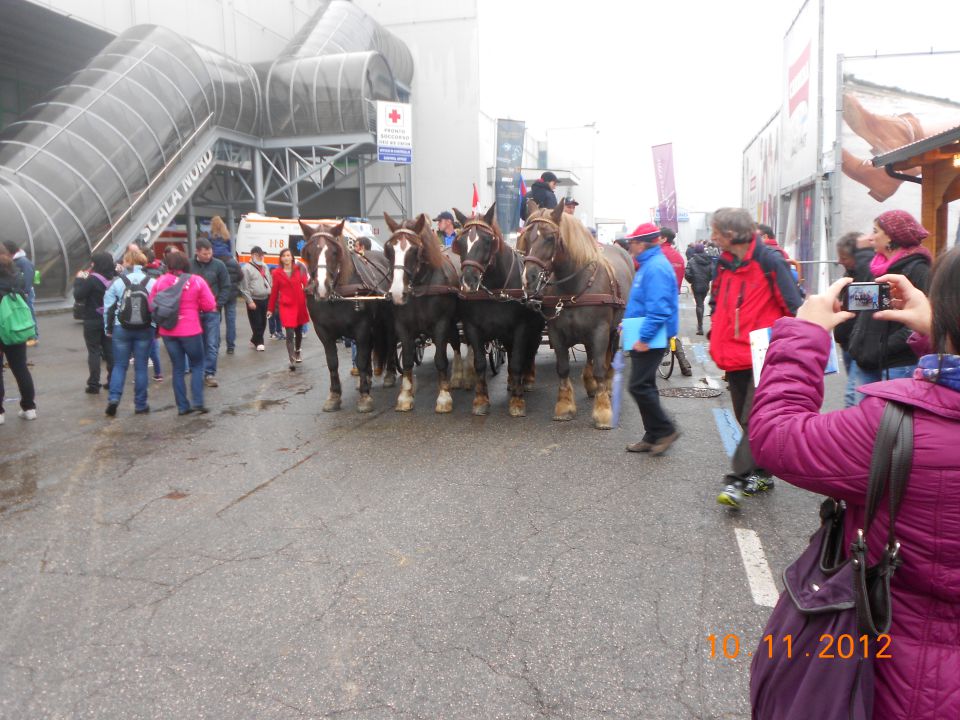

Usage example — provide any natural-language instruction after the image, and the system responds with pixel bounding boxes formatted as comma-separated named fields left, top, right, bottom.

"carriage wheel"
left=658, top=349, right=675, bottom=380
left=487, top=341, right=506, bottom=376
left=415, top=338, right=425, bottom=366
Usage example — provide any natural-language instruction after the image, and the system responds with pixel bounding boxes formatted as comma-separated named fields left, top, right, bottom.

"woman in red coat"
left=267, top=248, right=310, bottom=370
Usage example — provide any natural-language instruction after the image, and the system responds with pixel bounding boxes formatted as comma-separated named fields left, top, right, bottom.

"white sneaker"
left=256, top=344, right=265, bottom=352
left=0, top=412, right=5, bottom=425
left=18, top=409, right=37, bottom=421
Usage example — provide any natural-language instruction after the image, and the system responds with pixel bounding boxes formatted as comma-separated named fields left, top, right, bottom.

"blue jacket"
left=624, top=245, right=679, bottom=344
left=103, top=266, right=156, bottom=333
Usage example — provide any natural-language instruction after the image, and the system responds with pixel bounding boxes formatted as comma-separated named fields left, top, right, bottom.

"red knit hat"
left=623, top=222, right=660, bottom=243
left=875, top=209, right=929, bottom=248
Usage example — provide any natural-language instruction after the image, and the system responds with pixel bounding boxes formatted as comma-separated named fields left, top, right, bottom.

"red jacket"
left=708, top=236, right=802, bottom=371
left=751, top=318, right=960, bottom=720
left=660, top=242, right=685, bottom=290
left=268, top=265, right=310, bottom=328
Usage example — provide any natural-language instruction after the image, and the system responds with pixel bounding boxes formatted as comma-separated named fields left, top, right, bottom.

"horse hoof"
left=593, top=419, right=613, bottom=430
left=322, top=397, right=342, bottom=412
left=523, top=383, right=535, bottom=393
left=383, top=374, right=397, bottom=388
left=395, top=398, right=414, bottom=412
left=472, top=402, right=490, bottom=416
left=357, top=396, right=374, bottom=414
left=553, top=413, right=575, bottom=421
left=508, top=399, right=526, bottom=417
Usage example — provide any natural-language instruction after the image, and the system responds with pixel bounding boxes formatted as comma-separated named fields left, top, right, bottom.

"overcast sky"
left=477, top=0, right=960, bottom=226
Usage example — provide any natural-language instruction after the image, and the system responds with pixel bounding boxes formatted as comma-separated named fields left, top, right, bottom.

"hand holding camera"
left=796, top=277, right=856, bottom=331
left=840, top=281, right=892, bottom=312
left=874, top=273, right=932, bottom=337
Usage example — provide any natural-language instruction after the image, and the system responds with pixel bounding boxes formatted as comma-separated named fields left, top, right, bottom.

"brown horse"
left=299, top=220, right=396, bottom=413
left=519, top=202, right=634, bottom=429
left=382, top=212, right=461, bottom=413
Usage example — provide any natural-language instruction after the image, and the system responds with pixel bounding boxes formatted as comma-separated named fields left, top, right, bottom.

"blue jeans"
left=162, top=334, right=206, bottom=412
left=201, top=311, right=221, bottom=376
left=150, top=332, right=162, bottom=378
left=853, top=363, right=915, bottom=405
left=223, top=300, right=237, bottom=350
left=268, top=313, right=282, bottom=338
left=109, top=325, right=154, bottom=410
left=842, top=351, right=858, bottom=409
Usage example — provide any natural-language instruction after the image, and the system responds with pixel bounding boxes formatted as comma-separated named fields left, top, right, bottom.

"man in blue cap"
left=434, top=211, right=457, bottom=248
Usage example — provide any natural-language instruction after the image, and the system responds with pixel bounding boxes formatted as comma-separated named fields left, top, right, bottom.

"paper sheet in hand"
left=751, top=327, right=839, bottom=386
left=621, top=317, right=668, bottom=351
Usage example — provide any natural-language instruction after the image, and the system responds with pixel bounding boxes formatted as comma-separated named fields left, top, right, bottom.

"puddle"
left=220, top=398, right=288, bottom=416
left=0, top=454, right=39, bottom=512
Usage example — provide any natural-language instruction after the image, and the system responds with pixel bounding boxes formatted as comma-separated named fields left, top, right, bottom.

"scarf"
left=914, top=353, right=960, bottom=393
left=870, top=245, right=931, bottom=277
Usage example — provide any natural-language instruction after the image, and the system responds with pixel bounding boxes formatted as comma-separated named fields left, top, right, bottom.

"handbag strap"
left=863, top=401, right=914, bottom=549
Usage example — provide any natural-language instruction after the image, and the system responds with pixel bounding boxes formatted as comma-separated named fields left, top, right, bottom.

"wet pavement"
left=0, top=303, right=844, bottom=718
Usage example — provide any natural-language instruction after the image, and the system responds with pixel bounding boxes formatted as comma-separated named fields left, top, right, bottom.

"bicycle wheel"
left=487, top=341, right=506, bottom=376
left=658, top=349, right=675, bottom=379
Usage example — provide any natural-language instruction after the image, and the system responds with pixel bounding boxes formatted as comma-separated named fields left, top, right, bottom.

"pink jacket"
left=750, top=318, right=960, bottom=720
left=148, top=271, right=216, bottom=337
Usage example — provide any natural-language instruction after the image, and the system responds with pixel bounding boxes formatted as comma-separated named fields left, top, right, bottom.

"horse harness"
left=307, top=231, right=390, bottom=303
left=456, top=219, right=526, bottom=303
left=389, top=227, right=459, bottom=299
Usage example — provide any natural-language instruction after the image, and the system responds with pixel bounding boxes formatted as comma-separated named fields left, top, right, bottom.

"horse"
left=382, top=212, right=461, bottom=413
left=518, top=202, right=634, bottom=429
left=298, top=220, right=396, bottom=413
left=452, top=203, right=545, bottom=417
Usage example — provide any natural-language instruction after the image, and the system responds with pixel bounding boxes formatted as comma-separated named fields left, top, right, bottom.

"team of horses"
left=297, top=200, right=634, bottom=429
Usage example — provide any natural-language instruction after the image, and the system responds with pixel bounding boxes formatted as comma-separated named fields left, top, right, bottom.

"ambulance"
left=234, top=214, right=378, bottom=265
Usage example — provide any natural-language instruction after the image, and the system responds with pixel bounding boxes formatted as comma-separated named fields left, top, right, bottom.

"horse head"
left=452, top=204, right=501, bottom=292
left=299, top=220, right=347, bottom=299
left=521, top=202, right=565, bottom=295
left=383, top=212, right=434, bottom=305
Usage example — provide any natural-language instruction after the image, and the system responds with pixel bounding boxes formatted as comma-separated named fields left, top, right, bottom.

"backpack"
left=152, top=273, right=190, bottom=330
left=0, top=292, right=36, bottom=345
left=115, top=275, right=152, bottom=329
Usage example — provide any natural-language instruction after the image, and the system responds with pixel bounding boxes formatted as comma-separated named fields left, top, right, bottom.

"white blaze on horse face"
left=315, top=253, right=329, bottom=298
left=390, top=240, right=409, bottom=304
left=466, top=227, right=479, bottom=255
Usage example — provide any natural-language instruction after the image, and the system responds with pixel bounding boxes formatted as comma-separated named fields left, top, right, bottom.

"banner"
left=742, top=113, right=780, bottom=227
left=651, top=143, right=678, bottom=232
left=376, top=101, right=412, bottom=164
left=780, top=0, right=819, bottom=188
left=495, top=119, right=525, bottom=233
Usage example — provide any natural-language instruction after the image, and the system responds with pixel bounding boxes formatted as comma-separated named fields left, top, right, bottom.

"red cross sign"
left=388, top=109, right=401, bottom=123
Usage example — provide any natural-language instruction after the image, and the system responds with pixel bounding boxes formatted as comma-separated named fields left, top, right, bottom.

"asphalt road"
left=0, top=300, right=846, bottom=719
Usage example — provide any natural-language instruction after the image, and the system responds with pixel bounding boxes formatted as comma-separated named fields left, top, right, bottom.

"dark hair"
left=712, top=207, right=755, bottom=244
left=659, top=227, right=676, bottom=244
left=143, top=247, right=156, bottom=264
left=358, top=236, right=372, bottom=252
left=2, top=240, right=19, bottom=255
left=835, top=231, right=861, bottom=258
left=195, top=238, right=212, bottom=252
left=166, top=251, right=190, bottom=273
left=0, top=246, right=14, bottom=276
left=278, top=248, right=293, bottom=262
left=929, top=247, right=960, bottom=355
left=757, top=224, right=775, bottom=239
left=91, top=251, right=116, bottom=278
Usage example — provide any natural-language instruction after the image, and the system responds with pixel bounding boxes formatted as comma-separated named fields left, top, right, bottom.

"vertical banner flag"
left=651, top=143, right=678, bottom=232
left=495, top=119, right=526, bottom=233
left=471, top=183, right=480, bottom=217
left=516, top=174, right=528, bottom=228
left=376, top=101, right=413, bottom=164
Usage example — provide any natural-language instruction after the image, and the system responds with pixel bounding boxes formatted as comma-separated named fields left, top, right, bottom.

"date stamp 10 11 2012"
left=707, top=633, right=892, bottom=660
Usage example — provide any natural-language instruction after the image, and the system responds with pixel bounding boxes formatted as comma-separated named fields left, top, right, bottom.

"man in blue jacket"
left=623, top=223, right=680, bottom=455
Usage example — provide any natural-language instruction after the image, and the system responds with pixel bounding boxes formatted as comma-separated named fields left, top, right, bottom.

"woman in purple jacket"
left=749, top=250, right=960, bottom=719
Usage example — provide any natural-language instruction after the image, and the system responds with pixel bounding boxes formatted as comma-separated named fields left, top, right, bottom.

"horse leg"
left=450, top=345, right=465, bottom=389
left=355, top=321, right=374, bottom=414
left=377, top=307, right=397, bottom=388
left=464, top=345, right=479, bottom=386
left=582, top=352, right=598, bottom=398
left=465, top=327, right=490, bottom=415
left=395, top=330, right=416, bottom=412
left=434, top=316, right=453, bottom=414
left=321, top=333, right=342, bottom=412
left=553, top=335, right=576, bottom=421
left=507, top=335, right=526, bottom=418
left=523, top=314, right=544, bottom=391
left=591, top=325, right=614, bottom=430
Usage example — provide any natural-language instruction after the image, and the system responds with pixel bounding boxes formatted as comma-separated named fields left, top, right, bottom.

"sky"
left=477, top=0, right=960, bottom=227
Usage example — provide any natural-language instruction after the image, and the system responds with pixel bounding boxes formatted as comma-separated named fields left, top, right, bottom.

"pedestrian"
left=190, top=237, right=230, bottom=387
left=658, top=227, right=692, bottom=376
left=833, top=230, right=874, bottom=407
left=239, top=245, right=271, bottom=351
left=563, top=197, right=579, bottom=215
left=749, top=260, right=960, bottom=720
left=0, top=245, right=37, bottom=423
left=102, top=248, right=155, bottom=417
left=215, top=246, right=242, bottom=356
left=267, top=248, right=310, bottom=371
left=149, top=251, right=216, bottom=415
left=521, top=171, right=559, bottom=220
left=848, top=209, right=932, bottom=404
left=684, top=243, right=713, bottom=335
left=622, top=223, right=680, bottom=456
left=1, top=240, right=37, bottom=345
left=434, top=211, right=457, bottom=248
left=208, top=216, right=232, bottom=257
left=708, top=208, right=803, bottom=510
left=142, top=247, right=164, bottom=382
left=73, top=251, right=117, bottom=395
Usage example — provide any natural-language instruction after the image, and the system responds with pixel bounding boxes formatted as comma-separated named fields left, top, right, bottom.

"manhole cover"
left=659, top=387, right=723, bottom=399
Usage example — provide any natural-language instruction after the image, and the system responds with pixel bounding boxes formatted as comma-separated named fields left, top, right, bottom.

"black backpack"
left=115, top=275, right=152, bottom=329
left=152, top=273, right=190, bottom=330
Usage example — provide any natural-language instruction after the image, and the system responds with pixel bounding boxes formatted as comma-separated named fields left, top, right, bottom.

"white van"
left=234, top=214, right=379, bottom=265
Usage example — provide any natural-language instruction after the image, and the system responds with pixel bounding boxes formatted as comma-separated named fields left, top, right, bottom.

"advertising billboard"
left=780, top=0, right=820, bottom=189
left=743, top=112, right=781, bottom=228
left=494, top=119, right=525, bottom=234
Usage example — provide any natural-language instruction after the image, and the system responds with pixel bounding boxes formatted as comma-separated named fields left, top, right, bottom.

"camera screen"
left=847, top=284, right=882, bottom=311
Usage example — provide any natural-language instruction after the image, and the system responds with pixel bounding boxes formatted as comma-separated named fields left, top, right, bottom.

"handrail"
left=92, top=112, right=215, bottom=253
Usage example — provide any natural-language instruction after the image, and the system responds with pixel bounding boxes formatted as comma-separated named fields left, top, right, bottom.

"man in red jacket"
left=659, top=228, right=692, bottom=376
left=709, top=208, right=803, bottom=510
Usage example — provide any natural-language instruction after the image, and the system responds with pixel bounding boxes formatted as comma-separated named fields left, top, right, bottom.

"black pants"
left=83, top=322, right=113, bottom=390
left=0, top=341, right=36, bottom=412
left=726, top=368, right=763, bottom=484
left=693, top=288, right=708, bottom=331
left=285, top=327, right=302, bottom=361
left=246, top=298, right=268, bottom=346
left=628, top=349, right=676, bottom=441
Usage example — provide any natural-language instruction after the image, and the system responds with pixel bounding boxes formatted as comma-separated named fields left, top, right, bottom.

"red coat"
left=267, top=265, right=310, bottom=328
left=660, top=242, right=685, bottom=290
left=750, top=318, right=960, bottom=720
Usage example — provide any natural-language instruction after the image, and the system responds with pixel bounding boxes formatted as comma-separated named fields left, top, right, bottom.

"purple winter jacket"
left=750, top=318, right=960, bottom=720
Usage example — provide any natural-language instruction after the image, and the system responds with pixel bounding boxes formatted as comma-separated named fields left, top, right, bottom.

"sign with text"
left=651, top=143, right=678, bottom=233
left=495, top=119, right=525, bottom=232
left=377, top=101, right=413, bottom=164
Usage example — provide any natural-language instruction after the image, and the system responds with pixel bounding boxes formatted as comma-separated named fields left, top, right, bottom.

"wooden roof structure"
left=873, top=125, right=960, bottom=254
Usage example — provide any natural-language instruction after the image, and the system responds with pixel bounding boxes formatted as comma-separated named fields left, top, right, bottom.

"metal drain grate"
left=659, top=386, right=723, bottom=399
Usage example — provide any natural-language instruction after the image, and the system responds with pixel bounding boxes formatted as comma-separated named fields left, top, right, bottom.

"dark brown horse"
left=299, top=220, right=396, bottom=413
left=382, top=212, right=461, bottom=413
left=452, top=203, right=545, bottom=416
left=519, top=203, right=634, bottom=429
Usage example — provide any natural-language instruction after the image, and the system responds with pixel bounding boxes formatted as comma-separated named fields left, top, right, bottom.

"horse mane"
left=557, top=212, right=602, bottom=268
left=328, top=232, right=355, bottom=282
left=417, top=222, right=445, bottom=270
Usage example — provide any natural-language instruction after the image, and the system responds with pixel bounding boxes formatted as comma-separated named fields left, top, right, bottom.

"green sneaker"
left=743, top=473, right=775, bottom=496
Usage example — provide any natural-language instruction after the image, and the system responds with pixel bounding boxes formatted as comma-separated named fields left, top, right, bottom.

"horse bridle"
left=387, top=227, right=424, bottom=283
left=305, top=231, right=340, bottom=293
left=521, top=217, right=563, bottom=296
left=457, top=220, right=501, bottom=276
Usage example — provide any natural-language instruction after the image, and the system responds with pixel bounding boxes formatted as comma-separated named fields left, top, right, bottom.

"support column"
left=186, top=199, right=197, bottom=256
left=226, top=205, right=236, bottom=254
left=358, top=156, right=367, bottom=218
left=290, top=179, right=300, bottom=219
left=404, top=163, right=413, bottom=221
left=254, top=150, right=265, bottom=214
